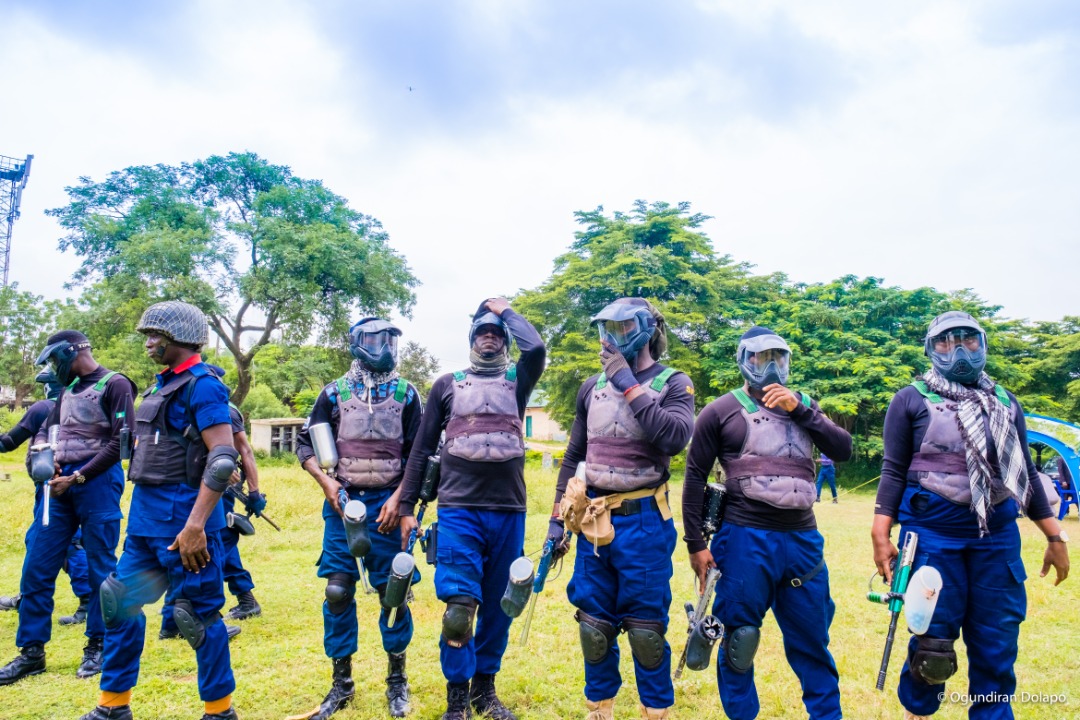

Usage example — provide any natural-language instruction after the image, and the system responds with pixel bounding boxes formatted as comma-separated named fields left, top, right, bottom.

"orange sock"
left=99, top=690, right=132, bottom=707
left=205, top=695, right=232, bottom=715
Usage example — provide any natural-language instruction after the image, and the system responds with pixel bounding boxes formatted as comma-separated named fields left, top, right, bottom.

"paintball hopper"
left=904, top=565, right=942, bottom=636
left=308, top=423, right=339, bottom=471
left=500, top=556, right=535, bottom=619
left=684, top=612, right=723, bottom=672
left=28, top=444, right=55, bottom=484
left=383, top=552, right=416, bottom=628
left=226, top=512, right=256, bottom=536
left=342, top=499, right=371, bottom=558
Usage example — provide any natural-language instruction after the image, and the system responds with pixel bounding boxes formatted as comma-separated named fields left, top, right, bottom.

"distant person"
left=871, top=311, right=1070, bottom=720
left=816, top=453, right=837, bottom=503
left=1057, top=456, right=1073, bottom=490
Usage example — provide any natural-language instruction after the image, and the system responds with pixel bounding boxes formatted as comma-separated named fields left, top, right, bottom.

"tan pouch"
left=560, top=475, right=589, bottom=534
left=580, top=496, right=615, bottom=550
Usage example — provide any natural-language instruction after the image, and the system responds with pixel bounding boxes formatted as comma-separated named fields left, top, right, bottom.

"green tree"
left=47, top=152, right=418, bottom=404
left=0, top=284, right=61, bottom=405
left=398, top=341, right=440, bottom=400
left=250, top=343, right=348, bottom=408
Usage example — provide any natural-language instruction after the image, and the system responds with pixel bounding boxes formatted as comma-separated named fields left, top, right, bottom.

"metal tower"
left=1, top=153, right=33, bottom=287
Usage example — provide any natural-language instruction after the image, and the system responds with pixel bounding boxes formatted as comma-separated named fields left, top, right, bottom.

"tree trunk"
left=233, top=357, right=253, bottom=407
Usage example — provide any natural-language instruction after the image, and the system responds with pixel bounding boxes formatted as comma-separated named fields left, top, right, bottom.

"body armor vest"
left=332, top=377, right=410, bottom=488
left=907, top=381, right=1014, bottom=506
left=55, top=372, right=118, bottom=465
left=128, top=372, right=204, bottom=489
left=444, top=367, right=524, bottom=463
left=584, top=367, right=679, bottom=492
left=720, top=388, right=817, bottom=510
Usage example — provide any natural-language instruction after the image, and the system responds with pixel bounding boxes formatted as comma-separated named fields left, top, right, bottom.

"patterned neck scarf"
left=921, top=367, right=1030, bottom=535
left=344, top=360, right=400, bottom=414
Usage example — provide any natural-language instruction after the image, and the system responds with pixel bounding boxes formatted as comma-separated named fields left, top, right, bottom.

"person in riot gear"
left=682, top=325, right=852, bottom=720
left=0, top=332, right=136, bottom=688
left=0, top=370, right=94, bottom=626
left=549, top=298, right=695, bottom=720
left=398, top=298, right=545, bottom=720
left=293, top=317, right=423, bottom=719
left=79, top=301, right=241, bottom=720
left=871, top=310, right=1069, bottom=720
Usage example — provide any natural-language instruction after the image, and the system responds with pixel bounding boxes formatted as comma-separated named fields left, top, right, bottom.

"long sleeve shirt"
left=0, top=399, right=54, bottom=452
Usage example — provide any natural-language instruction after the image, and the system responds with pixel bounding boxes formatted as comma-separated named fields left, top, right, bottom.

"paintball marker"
left=513, top=533, right=566, bottom=646
left=226, top=483, right=281, bottom=531
left=34, top=426, right=61, bottom=527
left=867, top=531, right=943, bottom=690
left=674, top=567, right=722, bottom=679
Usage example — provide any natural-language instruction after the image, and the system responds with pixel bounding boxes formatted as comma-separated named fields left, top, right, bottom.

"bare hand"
left=399, top=515, right=418, bottom=550
left=689, top=549, right=716, bottom=594
left=762, top=384, right=799, bottom=412
left=377, top=491, right=403, bottom=533
left=1041, top=542, right=1070, bottom=586
left=485, top=297, right=511, bottom=315
left=51, top=476, right=76, bottom=497
left=320, top=477, right=345, bottom=517
left=168, top=525, right=210, bottom=573
left=872, top=535, right=898, bottom=584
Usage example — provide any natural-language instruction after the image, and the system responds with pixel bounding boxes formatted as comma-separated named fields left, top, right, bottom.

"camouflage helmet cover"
left=136, top=301, right=209, bottom=348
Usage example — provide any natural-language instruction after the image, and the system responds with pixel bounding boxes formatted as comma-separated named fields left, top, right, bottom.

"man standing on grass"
left=0, top=332, right=136, bottom=687
left=682, top=326, right=852, bottom=720
left=80, top=301, right=239, bottom=720
left=398, top=297, right=544, bottom=720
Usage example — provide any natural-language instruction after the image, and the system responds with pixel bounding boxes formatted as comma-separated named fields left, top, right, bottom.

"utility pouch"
left=424, top=521, right=438, bottom=566
left=580, top=496, right=615, bottom=550
left=560, top=475, right=589, bottom=534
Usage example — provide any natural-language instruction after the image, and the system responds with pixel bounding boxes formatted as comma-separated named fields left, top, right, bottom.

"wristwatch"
left=1048, top=530, right=1069, bottom=543
left=72, top=471, right=85, bottom=484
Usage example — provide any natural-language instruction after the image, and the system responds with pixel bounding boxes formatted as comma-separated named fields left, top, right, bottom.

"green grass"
left=0, top=453, right=1076, bottom=719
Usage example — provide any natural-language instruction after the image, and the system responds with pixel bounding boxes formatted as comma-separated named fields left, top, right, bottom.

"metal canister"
left=383, top=552, right=416, bottom=611
left=342, top=499, right=371, bottom=558
left=500, top=556, right=535, bottom=619
left=309, top=422, right=339, bottom=471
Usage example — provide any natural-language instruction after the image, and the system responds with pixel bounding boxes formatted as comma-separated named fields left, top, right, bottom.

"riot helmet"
left=348, top=317, right=402, bottom=372
left=35, top=330, right=92, bottom=386
left=590, top=299, right=656, bottom=363
left=925, top=311, right=986, bottom=384
left=34, top=368, right=65, bottom=402
left=736, top=326, right=791, bottom=391
left=469, top=311, right=511, bottom=357
left=136, top=301, right=209, bottom=349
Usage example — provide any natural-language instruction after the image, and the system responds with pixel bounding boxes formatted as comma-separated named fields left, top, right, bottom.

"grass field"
left=0, top=454, right=1076, bottom=720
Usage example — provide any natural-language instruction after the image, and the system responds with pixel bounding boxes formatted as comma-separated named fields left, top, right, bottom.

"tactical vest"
left=332, top=377, right=410, bottom=488
left=444, top=367, right=525, bottom=463
left=907, top=381, right=1014, bottom=506
left=720, top=388, right=817, bottom=510
left=584, top=367, right=679, bottom=492
left=55, top=372, right=118, bottom=465
left=128, top=372, right=205, bottom=489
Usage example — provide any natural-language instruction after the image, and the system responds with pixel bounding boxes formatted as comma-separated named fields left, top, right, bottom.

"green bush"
left=0, top=408, right=22, bottom=434
left=292, top=388, right=320, bottom=419
left=240, top=385, right=290, bottom=420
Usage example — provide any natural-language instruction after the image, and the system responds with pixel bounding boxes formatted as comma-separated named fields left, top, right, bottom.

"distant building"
left=524, top=391, right=566, bottom=442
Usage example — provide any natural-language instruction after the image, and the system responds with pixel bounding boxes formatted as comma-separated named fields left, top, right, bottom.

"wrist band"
left=623, top=384, right=641, bottom=397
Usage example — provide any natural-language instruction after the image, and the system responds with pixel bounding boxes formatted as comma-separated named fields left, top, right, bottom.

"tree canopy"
left=0, top=284, right=61, bottom=405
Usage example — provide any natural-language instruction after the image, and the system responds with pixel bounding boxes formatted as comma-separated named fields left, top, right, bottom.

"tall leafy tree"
left=0, top=284, right=61, bottom=405
left=47, top=152, right=418, bottom=403
left=398, top=340, right=441, bottom=400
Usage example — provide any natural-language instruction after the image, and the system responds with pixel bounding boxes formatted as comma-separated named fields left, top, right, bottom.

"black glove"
left=600, top=342, right=638, bottom=393
left=548, top=518, right=571, bottom=561
left=247, top=490, right=267, bottom=516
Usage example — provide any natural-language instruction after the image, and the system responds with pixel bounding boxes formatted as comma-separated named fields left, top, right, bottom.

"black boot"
left=224, top=590, right=261, bottom=621
left=200, top=709, right=238, bottom=720
left=226, top=624, right=242, bottom=641
left=78, top=705, right=133, bottom=720
left=76, top=636, right=104, bottom=679
left=470, top=673, right=517, bottom=720
left=442, top=681, right=472, bottom=720
left=386, top=651, right=411, bottom=717
left=60, top=596, right=90, bottom=626
left=311, top=655, right=355, bottom=720
left=0, top=644, right=45, bottom=685
left=0, top=594, right=22, bottom=611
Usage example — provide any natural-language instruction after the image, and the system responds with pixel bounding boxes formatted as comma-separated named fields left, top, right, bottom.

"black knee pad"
left=325, top=573, right=357, bottom=615
left=99, top=573, right=127, bottom=630
left=623, top=616, right=666, bottom=670
left=173, top=598, right=220, bottom=651
left=575, top=609, right=619, bottom=664
left=910, top=637, right=957, bottom=685
left=723, top=625, right=760, bottom=674
left=441, top=595, right=478, bottom=648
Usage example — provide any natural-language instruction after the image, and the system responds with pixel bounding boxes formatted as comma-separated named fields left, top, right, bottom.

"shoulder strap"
left=92, top=371, right=118, bottom=392
left=649, top=367, right=677, bottom=392
left=336, top=377, right=352, bottom=401
left=505, top=366, right=517, bottom=381
left=596, top=372, right=608, bottom=390
left=911, top=380, right=944, bottom=404
left=731, top=387, right=759, bottom=414
left=800, top=392, right=812, bottom=409
left=994, top=384, right=1011, bottom=408
left=453, top=370, right=467, bottom=382
left=394, top=378, right=409, bottom=403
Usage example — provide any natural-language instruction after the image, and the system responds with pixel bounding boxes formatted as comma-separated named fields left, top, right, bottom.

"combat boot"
left=311, top=655, right=355, bottom=719
left=470, top=673, right=516, bottom=720
left=0, top=644, right=45, bottom=685
left=442, top=681, right=472, bottom=720
left=586, top=698, right=615, bottom=720
left=78, top=705, right=133, bottom=720
left=76, top=636, right=104, bottom=678
left=225, top=590, right=261, bottom=621
left=638, top=705, right=669, bottom=720
left=60, top=596, right=90, bottom=626
left=201, top=708, right=238, bottom=720
left=226, top=624, right=242, bottom=641
left=0, top=594, right=20, bottom=611
left=386, top=651, right=411, bottom=717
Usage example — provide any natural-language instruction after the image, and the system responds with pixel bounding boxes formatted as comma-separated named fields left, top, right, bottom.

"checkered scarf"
left=922, top=368, right=1030, bottom=535
left=345, top=361, right=399, bottom=414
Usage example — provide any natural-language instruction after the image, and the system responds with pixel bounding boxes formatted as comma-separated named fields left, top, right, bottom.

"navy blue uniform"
left=99, top=359, right=235, bottom=703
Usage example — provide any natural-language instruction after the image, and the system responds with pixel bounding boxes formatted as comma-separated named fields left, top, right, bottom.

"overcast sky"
left=2, top=0, right=1077, bottom=371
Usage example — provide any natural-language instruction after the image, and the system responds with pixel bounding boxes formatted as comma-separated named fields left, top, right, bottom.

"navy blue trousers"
left=433, top=508, right=524, bottom=683
left=710, top=523, right=841, bottom=720
left=17, top=463, right=123, bottom=646
left=897, top=523, right=1026, bottom=720
left=319, top=486, right=419, bottom=658
left=99, top=533, right=235, bottom=702
left=566, top=503, right=678, bottom=709
left=816, top=466, right=837, bottom=500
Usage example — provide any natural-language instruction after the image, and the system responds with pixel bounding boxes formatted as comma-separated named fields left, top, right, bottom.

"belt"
left=610, top=497, right=659, bottom=516
left=790, top=557, right=826, bottom=588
